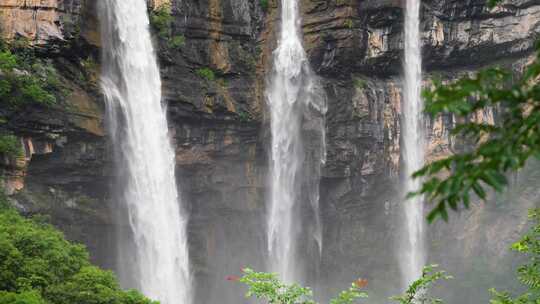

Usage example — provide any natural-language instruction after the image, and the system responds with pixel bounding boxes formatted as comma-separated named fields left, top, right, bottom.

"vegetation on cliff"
left=0, top=39, right=64, bottom=108
left=149, top=4, right=185, bottom=50
left=0, top=135, right=22, bottom=158
left=0, top=194, right=156, bottom=304
left=196, top=67, right=216, bottom=81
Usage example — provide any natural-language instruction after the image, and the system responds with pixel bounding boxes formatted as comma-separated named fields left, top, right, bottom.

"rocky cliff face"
left=0, top=0, right=115, bottom=265
left=1, top=0, right=539, bottom=303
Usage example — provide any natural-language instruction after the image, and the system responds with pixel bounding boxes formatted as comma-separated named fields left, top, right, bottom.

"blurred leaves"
left=490, top=209, right=540, bottom=303
left=236, top=268, right=367, bottom=304
left=390, top=265, right=452, bottom=304
left=411, top=37, right=540, bottom=222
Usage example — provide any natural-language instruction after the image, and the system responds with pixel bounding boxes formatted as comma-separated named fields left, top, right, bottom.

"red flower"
left=226, top=275, right=240, bottom=281
left=354, top=278, right=368, bottom=288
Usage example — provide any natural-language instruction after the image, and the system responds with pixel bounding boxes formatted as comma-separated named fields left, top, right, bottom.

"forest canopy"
left=0, top=195, right=157, bottom=304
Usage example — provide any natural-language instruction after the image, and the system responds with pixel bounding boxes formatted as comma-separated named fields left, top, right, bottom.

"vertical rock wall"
left=1, top=0, right=540, bottom=303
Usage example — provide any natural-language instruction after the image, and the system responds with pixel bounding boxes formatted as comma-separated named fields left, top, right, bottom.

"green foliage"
left=513, top=209, right=540, bottom=291
left=390, top=265, right=452, bottom=304
left=488, top=289, right=532, bottom=304
left=0, top=204, right=156, bottom=304
left=0, top=135, right=22, bottom=157
left=149, top=4, right=173, bottom=39
left=168, top=35, right=185, bottom=49
left=196, top=68, right=216, bottom=81
left=149, top=5, right=185, bottom=50
left=330, top=283, right=368, bottom=304
left=7, top=38, right=34, bottom=68
left=0, top=51, right=17, bottom=70
left=45, top=266, right=154, bottom=304
left=81, top=57, right=97, bottom=71
left=353, top=78, right=366, bottom=89
left=489, top=209, right=540, bottom=304
left=236, top=268, right=367, bottom=304
left=487, top=0, right=503, bottom=7
left=0, top=290, right=46, bottom=304
left=410, top=38, right=540, bottom=222
left=19, top=77, right=56, bottom=105
left=59, top=14, right=81, bottom=39
left=260, top=0, right=269, bottom=12
left=238, top=111, right=250, bottom=122
left=0, top=42, right=61, bottom=108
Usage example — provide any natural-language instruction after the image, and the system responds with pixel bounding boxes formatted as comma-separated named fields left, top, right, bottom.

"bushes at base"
left=0, top=204, right=157, bottom=304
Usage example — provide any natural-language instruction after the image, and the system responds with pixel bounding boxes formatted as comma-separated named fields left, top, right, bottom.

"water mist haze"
left=79, top=1, right=540, bottom=304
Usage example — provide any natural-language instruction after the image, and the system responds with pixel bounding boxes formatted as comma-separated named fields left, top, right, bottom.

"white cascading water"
left=266, top=0, right=326, bottom=282
left=98, top=1, right=191, bottom=304
left=400, top=0, right=426, bottom=289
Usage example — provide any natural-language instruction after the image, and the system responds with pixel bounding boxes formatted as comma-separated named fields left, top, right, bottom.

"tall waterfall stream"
left=266, top=0, right=327, bottom=283
left=98, top=1, right=192, bottom=303
left=400, top=0, right=427, bottom=289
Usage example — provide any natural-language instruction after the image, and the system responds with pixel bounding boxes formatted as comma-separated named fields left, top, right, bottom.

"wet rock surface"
left=1, top=0, right=540, bottom=303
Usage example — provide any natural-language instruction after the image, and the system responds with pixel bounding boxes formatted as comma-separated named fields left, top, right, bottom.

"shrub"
left=235, top=268, right=367, bottom=304
left=149, top=5, right=188, bottom=51
left=0, top=290, right=46, bottom=304
left=19, top=76, right=56, bottom=105
left=353, top=77, right=366, bottom=89
left=0, top=51, right=17, bottom=70
left=489, top=209, right=540, bottom=304
left=150, top=4, right=186, bottom=50
left=260, top=0, right=269, bottom=12
left=238, top=111, right=250, bottom=122
left=168, top=35, right=185, bottom=49
left=390, top=265, right=452, bottom=304
left=149, top=4, right=173, bottom=39
left=0, top=46, right=59, bottom=108
left=0, top=203, right=157, bottom=304
left=0, top=135, right=22, bottom=157
left=196, top=68, right=216, bottom=81
left=233, top=266, right=451, bottom=304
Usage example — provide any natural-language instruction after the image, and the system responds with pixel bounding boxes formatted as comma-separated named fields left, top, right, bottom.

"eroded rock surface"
left=1, top=0, right=539, bottom=303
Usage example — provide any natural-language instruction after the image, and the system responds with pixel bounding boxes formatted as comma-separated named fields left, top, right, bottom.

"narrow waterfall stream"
left=400, top=0, right=426, bottom=289
left=98, top=1, right=191, bottom=303
left=266, top=0, right=327, bottom=283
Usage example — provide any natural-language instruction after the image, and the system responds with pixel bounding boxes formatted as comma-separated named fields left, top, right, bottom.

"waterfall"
left=266, top=0, right=327, bottom=283
left=400, top=0, right=426, bottom=289
left=98, top=1, right=192, bottom=304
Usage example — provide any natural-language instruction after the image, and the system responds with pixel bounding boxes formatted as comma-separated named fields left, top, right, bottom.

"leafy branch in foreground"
left=390, top=265, right=452, bottom=304
left=234, top=266, right=450, bottom=304
left=489, top=208, right=540, bottom=304
left=234, top=268, right=367, bottom=304
left=410, top=39, right=540, bottom=222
